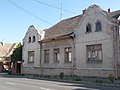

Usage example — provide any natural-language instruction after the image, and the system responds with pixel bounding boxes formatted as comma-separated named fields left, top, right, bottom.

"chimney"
left=108, top=8, right=110, bottom=13
left=0, top=42, right=3, bottom=46
left=2, top=39, right=5, bottom=46
left=82, top=9, right=86, bottom=14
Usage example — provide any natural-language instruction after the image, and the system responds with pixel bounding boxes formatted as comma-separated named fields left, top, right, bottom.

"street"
left=0, top=74, right=119, bottom=90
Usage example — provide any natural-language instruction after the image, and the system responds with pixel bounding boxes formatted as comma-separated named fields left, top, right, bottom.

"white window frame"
left=86, top=44, right=103, bottom=63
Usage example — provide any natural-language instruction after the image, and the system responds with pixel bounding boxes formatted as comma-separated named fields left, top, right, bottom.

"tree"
left=11, top=43, right=22, bottom=62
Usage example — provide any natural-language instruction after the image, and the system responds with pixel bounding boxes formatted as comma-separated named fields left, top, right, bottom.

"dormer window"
left=86, top=23, right=92, bottom=33
left=33, top=36, right=35, bottom=42
left=96, top=21, right=102, bottom=31
left=28, top=37, right=31, bottom=43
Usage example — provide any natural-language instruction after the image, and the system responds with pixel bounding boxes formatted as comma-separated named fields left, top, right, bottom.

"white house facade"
left=22, top=5, right=120, bottom=78
left=22, top=25, right=42, bottom=75
left=74, top=5, right=120, bottom=78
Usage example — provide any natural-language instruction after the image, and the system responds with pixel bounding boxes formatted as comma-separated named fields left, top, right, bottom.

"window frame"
left=64, top=47, right=72, bottom=63
left=28, top=51, right=35, bottom=63
left=28, top=36, right=31, bottom=43
left=54, top=48, right=60, bottom=63
left=32, top=36, right=35, bottom=42
left=86, top=23, right=92, bottom=33
left=95, top=21, right=102, bottom=32
left=44, top=49, right=49, bottom=64
left=86, top=44, right=103, bottom=63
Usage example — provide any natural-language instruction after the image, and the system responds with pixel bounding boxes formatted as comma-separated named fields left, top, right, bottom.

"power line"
left=6, top=0, right=52, bottom=25
left=60, top=2, right=62, bottom=20
left=33, top=0, right=77, bottom=14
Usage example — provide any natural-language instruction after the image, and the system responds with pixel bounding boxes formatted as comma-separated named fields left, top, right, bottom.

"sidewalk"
left=0, top=73, right=23, bottom=78
left=1, top=73, right=120, bottom=88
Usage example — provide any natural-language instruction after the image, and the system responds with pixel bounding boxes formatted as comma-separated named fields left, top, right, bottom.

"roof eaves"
left=110, top=10, right=120, bottom=19
left=40, top=32, right=74, bottom=43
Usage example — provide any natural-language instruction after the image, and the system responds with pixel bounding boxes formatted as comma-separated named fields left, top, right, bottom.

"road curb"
left=1, top=74, right=120, bottom=88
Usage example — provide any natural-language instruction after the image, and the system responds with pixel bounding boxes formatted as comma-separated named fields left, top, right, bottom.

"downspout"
left=113, top=26, right=118, bottom=79
left=73, top=33, right=76, bottom=74
left=71, top=32, right=76, bottom=77
left=39, top=41, right=43, bottom=76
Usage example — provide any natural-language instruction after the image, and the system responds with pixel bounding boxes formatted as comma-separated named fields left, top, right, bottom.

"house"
left=74, top=5, right=120, bottom=78
left=22, top=5, right=120, bottom=78
left=0, top=42, right=17, bottom=72
left=22, top=25, right=41, bottom=75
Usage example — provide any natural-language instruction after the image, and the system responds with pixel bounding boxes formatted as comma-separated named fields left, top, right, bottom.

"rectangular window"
left=65, top=47, right=72, bottom=63
left=54, top=48, right=60, bottom=63
left=44, top=49, right=49, bottom=64
left=28, top=51, right=34, bottom=63
left=86, top=44, right=102, bottom=63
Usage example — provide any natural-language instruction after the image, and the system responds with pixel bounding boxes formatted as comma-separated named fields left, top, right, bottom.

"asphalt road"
left=0, top=74, right=119, bottom=90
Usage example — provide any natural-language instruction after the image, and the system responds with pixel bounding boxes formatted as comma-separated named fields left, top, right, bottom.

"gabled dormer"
left=22, top=25, right=42, bottom=67
left=23, top=25, right=41, bottom=46
left=75, top=4, right=115, bottom=38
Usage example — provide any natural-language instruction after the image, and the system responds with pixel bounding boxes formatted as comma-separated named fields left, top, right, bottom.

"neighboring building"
left=0, top=42, right=17, bottom=72
left=22, top=5, right=120, bottom=78
left=22, top=25, right=41, bottom=75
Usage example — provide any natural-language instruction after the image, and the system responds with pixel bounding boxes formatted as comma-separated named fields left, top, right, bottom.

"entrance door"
left=17, top=63, right=21, bottom=74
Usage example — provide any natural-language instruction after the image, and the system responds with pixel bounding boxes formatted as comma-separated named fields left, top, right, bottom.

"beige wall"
left=41, top=38, right=74, bottom=76
left=22, top=25, right=41, bottom=74
left=74, top=6, right=115, bottom=77
left=22, top=6, right=119, bottom=78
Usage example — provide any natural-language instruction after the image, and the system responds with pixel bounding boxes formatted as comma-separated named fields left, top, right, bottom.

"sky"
left=0, top=0, right=120, bottom=43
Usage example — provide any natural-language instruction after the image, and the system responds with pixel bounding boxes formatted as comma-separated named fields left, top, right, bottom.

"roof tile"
left=43, top=15, right=82, bottom=40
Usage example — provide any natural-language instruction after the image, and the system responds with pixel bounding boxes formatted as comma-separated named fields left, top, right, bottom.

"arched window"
left=33, top=36, right=35, bottom=42
left=28, top=37, right=31, bottom=43
left=86, top=23, right=92, bottom=33
left=96, top=21, right=102, bottom=31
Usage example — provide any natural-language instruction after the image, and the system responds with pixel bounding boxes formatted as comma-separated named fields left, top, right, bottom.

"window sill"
left=86, top=59, right=103, bottom=64
left=95, top=30, right=102, bottom=32
left=85, top=31, right=92, bottom=34
left=44, top=63, right=49, bottom=64
left=64, top=62, right=72, bottom=64
left=54, top=61, right=60, bottom=64
left=28, top=62, right=34, bottom=64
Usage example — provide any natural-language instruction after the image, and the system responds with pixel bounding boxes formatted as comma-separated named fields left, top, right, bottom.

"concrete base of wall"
left=22, top=67, right=41, bottom=75
left=74, top=68, right=115, bottom=78
left=41, top=67, right=72, bottom=76
left=22, top=67, right=120, bottom=78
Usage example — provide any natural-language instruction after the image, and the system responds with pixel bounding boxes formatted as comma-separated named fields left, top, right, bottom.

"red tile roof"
left=0, top=43, right=17, bottom=58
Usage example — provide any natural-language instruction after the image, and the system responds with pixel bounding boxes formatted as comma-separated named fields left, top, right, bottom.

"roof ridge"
left=110, top=10, right=120, bottom=19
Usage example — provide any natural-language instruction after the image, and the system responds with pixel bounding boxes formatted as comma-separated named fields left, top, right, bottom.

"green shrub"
left=8, top=70, right=12, bottom=75
left=73, top=77, right=81, bottom=81
left=95, top=79, right=103, bottom=83
left=108, top=74, right=114, bottom=83
left=59, top=72, right=64, bottom=79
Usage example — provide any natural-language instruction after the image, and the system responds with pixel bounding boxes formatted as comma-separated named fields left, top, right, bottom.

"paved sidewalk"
left=1, top=73, right=120, bottom=88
